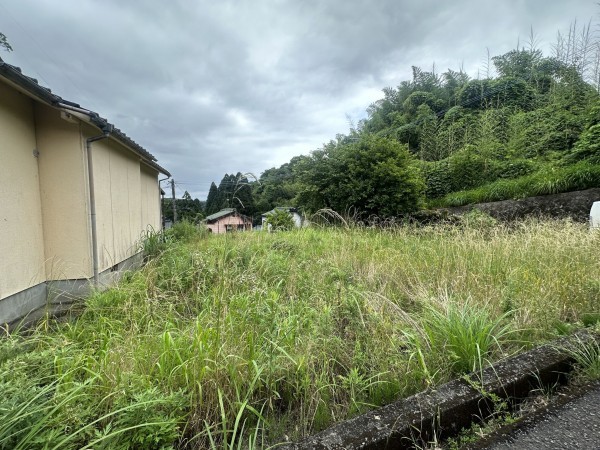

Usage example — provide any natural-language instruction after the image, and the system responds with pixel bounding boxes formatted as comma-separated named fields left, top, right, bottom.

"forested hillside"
left=209, top=23, right=600, bottom=219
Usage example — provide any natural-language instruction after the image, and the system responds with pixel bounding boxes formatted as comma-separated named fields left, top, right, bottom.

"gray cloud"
left=1, top=0, right=597, bottom=199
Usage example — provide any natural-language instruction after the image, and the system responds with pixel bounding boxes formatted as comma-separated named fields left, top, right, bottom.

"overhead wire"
left=0, top=3, right=87, bottom=100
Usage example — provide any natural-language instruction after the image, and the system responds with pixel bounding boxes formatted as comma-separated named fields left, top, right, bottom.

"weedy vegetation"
left=434, top=161, right=600, bottom=207
left=1, top=219, right=599, bottom=449
left=559, top=334, right=600, bottom=382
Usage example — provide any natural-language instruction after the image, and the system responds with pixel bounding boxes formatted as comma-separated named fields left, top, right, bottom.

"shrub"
left=264, top=209, right=296, bottom=231
left=166, top=220, right=205, bottom=242
left=423, top=160, right=453, bottom=199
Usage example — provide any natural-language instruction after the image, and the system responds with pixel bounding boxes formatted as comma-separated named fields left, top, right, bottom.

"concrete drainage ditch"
left=281, top=330, right=599, bottom=450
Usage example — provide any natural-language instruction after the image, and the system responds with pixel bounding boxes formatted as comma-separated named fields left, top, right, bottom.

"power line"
left=0, top=3, right=87, bottom=100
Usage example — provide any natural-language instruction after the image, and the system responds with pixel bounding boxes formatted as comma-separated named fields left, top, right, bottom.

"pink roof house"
left=204, top=208, right=252, bottom=234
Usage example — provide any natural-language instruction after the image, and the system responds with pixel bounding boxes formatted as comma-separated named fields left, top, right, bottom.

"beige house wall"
left=140, top=164, right=161, bottom=233
left=86, top=127, right=160, bottom=273
left=35, top=104, right=92, bottom=280
left=0, top=82, right=47, bottom=299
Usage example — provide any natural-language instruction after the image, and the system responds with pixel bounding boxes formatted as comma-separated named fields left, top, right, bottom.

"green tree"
left=458, top=79, right=494, bottom=109
left=403, top=91, right=441, bottom=115
left=297, top=135, right=424, bottom=217
left=177, top=191, right=203, bottom=221
left=162, top=191, right=204, bottom=223
left=508, top=104, right=583, bottom=157
left=0, top=32, right=11, bottom=52
left=205, top=182, right=219, bottom=215
left=247, top=20, right=600, bottom=211
left=436, top=106, right=473, bottom=158
left=215, top=174, right=235, bottom=210
left=416, top=104, right=439, bottom=160
left=567, top=100, right=600, bottom=163
left=205, top=173, right=257, bottom=219
left=253, top=156, right=307, bottom=213
left=492, top=49, right=542, bottom=80
left=230, top=172, right=256, bottom=217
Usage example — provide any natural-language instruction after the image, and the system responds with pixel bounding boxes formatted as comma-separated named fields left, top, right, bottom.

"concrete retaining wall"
left=444, top=188, right=600, bottom=222
left=283, top=331, right=598, bottom=450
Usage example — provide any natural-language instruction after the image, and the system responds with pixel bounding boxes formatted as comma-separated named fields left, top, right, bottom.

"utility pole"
left=171, top=179, right=177, bottom=224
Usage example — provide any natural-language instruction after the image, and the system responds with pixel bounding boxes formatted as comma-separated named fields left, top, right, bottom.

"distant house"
left=261, top=207, right=304, bottom=229
left=204, top=208, right=252, bottom=233
left=0, top=57, right=170, bottom=327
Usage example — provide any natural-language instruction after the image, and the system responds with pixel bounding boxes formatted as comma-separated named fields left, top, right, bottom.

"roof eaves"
left=0, top=57, right=170, bottom=177
left=0, top=57, right=60, bottom=105
left=144, top=160, right=171, bottom=177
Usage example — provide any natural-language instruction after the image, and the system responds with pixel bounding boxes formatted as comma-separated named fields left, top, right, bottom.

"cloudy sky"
left=1, top=0, right=598, bottom=199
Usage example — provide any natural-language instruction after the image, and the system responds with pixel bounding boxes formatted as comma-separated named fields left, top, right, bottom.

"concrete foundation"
left=0, top=252, right=143, bottom=330
left=0, top=283, right=48, bottom=328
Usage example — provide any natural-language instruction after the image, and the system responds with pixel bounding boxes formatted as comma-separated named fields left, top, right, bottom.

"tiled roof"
left=204, top=208, right=236, bottom=222
left=0, top=57, right=170, bottom=176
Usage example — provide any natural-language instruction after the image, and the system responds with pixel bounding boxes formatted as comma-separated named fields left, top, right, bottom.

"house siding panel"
left=91, top=135, right=143, bottom=271
left=140, top=164, right=160, bottom=233
left=35, top=104, right=91, bottom=280
left=0, top=82, right=46, bottom=299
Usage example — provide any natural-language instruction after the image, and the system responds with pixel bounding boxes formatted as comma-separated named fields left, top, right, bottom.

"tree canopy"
left=205, top=19, right=600, bottom=218
left=0, top=32, right=11, bottom=52
left=205, top=173, right=257, bottom=219
left=295, top=135, right=424, bottom=216
left=162, top=191, right=204, bottom=223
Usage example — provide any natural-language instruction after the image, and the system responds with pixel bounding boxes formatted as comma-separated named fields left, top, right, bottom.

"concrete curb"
left=282, top=330, right=598, bottom=450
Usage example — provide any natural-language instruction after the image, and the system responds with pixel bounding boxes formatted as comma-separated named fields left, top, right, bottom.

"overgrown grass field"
left=2, top=219, right=599, bottom=449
